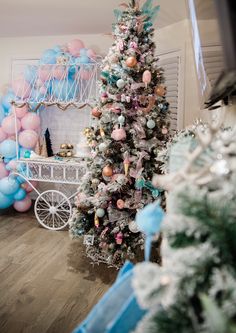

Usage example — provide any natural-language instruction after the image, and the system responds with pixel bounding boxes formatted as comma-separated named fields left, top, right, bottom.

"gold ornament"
left=102, top=165, right=113, bottom=177
left=126, top=56, right=137, bottom=68
left=155, top=85, right=166, bottom=97
left=92, top=107, right=102, bottom=118
left=100, top=127, right=105, bottom=138
left=60, top=143, right=67, bottom=149
left=66, top=151, right=73, bottom=157
left=94, top=213, right=99, bottom=228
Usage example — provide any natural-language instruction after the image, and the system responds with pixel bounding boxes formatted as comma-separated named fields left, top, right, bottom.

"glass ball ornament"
left=99, top=142, right=107, bottom=152
left=128, top=221, right=139, bottom=233
left=116, top=79, right=126, bottom=89
left=118, top=115, right=125, bottom=126
left=96, top=208, right=105, bottom=218
left=147, top=119, right=156, bottom=129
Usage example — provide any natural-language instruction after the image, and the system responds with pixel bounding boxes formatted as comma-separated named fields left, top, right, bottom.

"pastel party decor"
left=14, top=105, right=28, bottom=118
left=2, top=115, right=21, bottom=134
left=0, top=104, right=5, bottom=124
left=0, top=139, right=17, bottom=158
left=0, top=127, right=7, bottom=142
left=19, top=129, right=38, bottom=149
left=0, top=192, right=14, bottom=209
left=40, top=49, right=58, bottom=64
left=14, top=188, right=27, bottom=201
left=0, top=162, right=9, bottom=179
left=0, top=176, right=20, bottom=195
left=21, top=113, right=40, bottom=130
left=67, top=39, right=85, bottom=56
left=12, top=77, right=31, bottom=99
left=13, top=195, right=32, bottom=212
left=1, top=91, right=16, bottom=113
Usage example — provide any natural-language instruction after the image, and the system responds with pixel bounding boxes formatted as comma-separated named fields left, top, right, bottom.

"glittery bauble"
left=162, top=127, right=168, bottom=135
left=116, top=199, right=125, bottom=209
left=147, top=119, right=156, bottom=129
left=128, top=221, right=139, bottom=233
left=96, top=208, right=105, bottom=218
left=155, top=85, right=166, bottom=97
left=92, top=107, right=102, bottom=118
left=126, top=56, right=137, bottom=67
left=99, top=142, right=107, bottom=152
left=111, top=127, right=126, bottom=141
left=102, top=165, right=113, bottom=177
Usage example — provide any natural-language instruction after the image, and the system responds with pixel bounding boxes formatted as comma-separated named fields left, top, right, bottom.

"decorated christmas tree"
left=133, top=122, right=236, bottom=333
left=69, top=0, right=170, bottom=267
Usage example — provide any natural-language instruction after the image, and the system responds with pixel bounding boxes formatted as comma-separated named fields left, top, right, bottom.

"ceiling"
left=0, top=0, right=189, bottom=38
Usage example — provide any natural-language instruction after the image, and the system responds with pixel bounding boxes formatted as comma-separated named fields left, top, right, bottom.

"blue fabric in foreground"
left=72, top=261, right=146, bottom=333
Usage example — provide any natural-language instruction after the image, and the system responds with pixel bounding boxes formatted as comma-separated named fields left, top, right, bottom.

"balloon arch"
left=0, top=39, right=97, bottom=211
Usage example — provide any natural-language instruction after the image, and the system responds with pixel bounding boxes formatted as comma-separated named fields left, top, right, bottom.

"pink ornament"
left=117, top=199, right=125, bottom=209
left=14, top=105, right=28, bottom=119
left=12, top=77, right=31, bottom=99
left=13, top=195, right=32, bottom=212
left=67, top=39, right=85, bottom=57
left=21, top=113, right=41, bottom=130
left=38, top=65, right=51, bottom=82
left=111, top=127, right=126, bottom=141
left=0, top=162, right=9, bottom=179
left=19, top=129, right=38, bottom=149
left=115, top=232, right=123, bottom=245
left=142, top=70, right=152, bottom=87
left=129, top=41, right=138, bottom=49
left=0, top=127, right=7, bottom=142
left=52, top=65, right=66, bottom=80
left=2, top=115, right=21, bottom=134
left=80, top=69, right=92, bottom=80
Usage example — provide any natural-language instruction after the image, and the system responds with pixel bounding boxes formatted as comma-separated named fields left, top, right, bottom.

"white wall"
left=0, top=20, right=201, bottom=127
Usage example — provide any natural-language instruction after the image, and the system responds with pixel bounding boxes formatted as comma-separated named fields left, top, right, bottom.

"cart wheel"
left=34, top=190, right=72, bottom=230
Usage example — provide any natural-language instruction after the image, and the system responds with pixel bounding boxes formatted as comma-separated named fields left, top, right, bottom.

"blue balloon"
left=68, top=65, right=76, bottom=79
left=53, top=45, right=62, bottom=53
left=51, top=78, right=78, bottom=101
left=77, top=56, right=90, bottom=64
left=1, top=91, right=17, bottom=113
left=14, top=188, right=27, bottom=201
left=0, top=103, right=5, bottom=124
left=17, top=176, right=26, bottom=184
left=0, top=140, right=17, bottom=159
left=0, top=176, right=20, bottom=195
left=24, top=65, right=37, bottom=83
left=0, top=192, right=14, bottom=209
left=40, top=49, right=57, bottom=64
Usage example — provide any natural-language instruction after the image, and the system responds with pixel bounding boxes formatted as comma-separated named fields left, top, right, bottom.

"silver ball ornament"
left=118, top=115, right=125, bottom=126
left=99, top=142, right=107, bottom=152
left=147, top=119, right=156, bottom=129
left=96, top=208, right=105, bottom=218
left=116, top=79, right=126, bottom=89
left=128, top=221, right=140, bottom=233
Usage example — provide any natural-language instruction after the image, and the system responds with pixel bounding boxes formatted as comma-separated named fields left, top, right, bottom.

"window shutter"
left=201, top=46, right=224, bottom=88
left=158, top=52, right=182, bottom=133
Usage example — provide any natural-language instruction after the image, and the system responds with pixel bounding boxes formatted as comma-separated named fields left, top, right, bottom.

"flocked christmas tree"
left=133, top=122, right=236, bottom=333
left=69, top=0, right=170, bottom=267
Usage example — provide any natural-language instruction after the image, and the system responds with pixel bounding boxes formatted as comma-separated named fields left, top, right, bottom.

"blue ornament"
left=0, top=192, right=14, bottom=209
left=2, top=91, right=17, bottom=113
left=0, top=176, right=20, bottom=195
left=0, top=139, right=17, bottom=159
left=14, top=188, right=27, bottom=201
left=96, top=208, right=105, bottom=218
left=136, top=202, right=165, bottom=261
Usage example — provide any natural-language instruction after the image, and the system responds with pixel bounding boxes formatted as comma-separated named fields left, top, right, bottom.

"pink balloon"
left=38, top=65, right=51, bottom=82
left=13, top=195, right=32, bottom=212
left=80, top=69, right=92, bottom=80
left=22, top=180, right=38, bottom=193
left=2, top=115, right=21, bottom=134
left=12, top=78, right=31, bottom=99
left=67, top=39, right=85, bottom=56
left=39, top=86, right=47, bottom=95
left=52, top=65, right=66, bottom=80
left=21, top=113, right=40, bottom=130
left=87, top=48, right=97, bottom=60
left=14, top=105, right=28, bottom=118
left=0, top=127, right=7, bottom=142
left=19, top=129, right=38, bottom=149
left=0, top=162, right=9, bottom=179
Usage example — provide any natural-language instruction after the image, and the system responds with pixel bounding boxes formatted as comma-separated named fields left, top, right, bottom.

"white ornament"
left=118, top=115, right=125, bottom=126
left=147, top=119, right=156, bottom=129
left=128, top=221, right=140, bottom=233
left=96, top=208, right=105, bottom=218
left=116, top=79, right=126, bottom=89
left=99, top=142, right=107, bottom=152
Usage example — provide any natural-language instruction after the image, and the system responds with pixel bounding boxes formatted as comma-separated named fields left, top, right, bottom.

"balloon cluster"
left=0, top=39, right=96, bottom=211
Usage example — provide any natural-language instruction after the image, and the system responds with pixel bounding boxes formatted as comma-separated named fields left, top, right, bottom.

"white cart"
left=11, top=61, right=99, bottom=230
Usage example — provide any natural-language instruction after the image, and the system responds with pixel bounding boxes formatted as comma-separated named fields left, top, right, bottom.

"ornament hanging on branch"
left=142, top=70, right=152, bottom=87
left=111, top=126, right=126, bottom=141
left=126, top=56, right=137, bottom=67
left=102, top=165, right=113, bottom=177
left=123, top=151, right=130, bottom=176
left=155, top=85, right=166, bottom=97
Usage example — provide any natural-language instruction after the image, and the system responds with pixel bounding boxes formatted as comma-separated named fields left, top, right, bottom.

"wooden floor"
left=0, top=208, right=116, bottom=333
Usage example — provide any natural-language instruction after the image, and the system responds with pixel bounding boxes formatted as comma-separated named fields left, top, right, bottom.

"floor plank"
left=0, top=208, right=116, bottom=333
